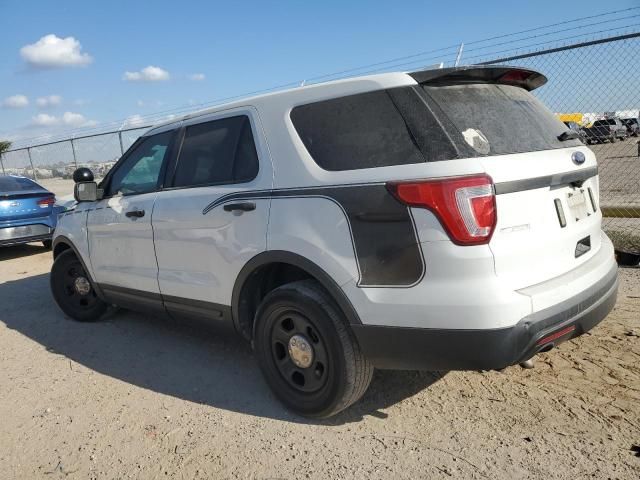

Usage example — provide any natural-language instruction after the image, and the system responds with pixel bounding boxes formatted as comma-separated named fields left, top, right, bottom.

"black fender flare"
left=52, top=236, right=106, bottom=301
left=231, top=250, right=363, bottom=339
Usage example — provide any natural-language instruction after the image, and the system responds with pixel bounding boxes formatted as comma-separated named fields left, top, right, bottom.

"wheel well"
left=53, top=241, right=71, bottom=259
left=235, top=262, right=317, bottom=340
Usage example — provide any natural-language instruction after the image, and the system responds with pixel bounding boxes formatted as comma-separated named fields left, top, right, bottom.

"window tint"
left=0, top=176, right=42, bottom=192
left=107, top=131, right=172, bottom=196
left=173, top=115, right=258, bottom=188
left=290, top=90, right=425, bottom=171
left=421, top=83, right=582, bottom=155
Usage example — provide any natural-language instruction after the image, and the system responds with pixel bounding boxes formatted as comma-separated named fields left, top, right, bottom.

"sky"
left=0, top=0, right=638, bottom=149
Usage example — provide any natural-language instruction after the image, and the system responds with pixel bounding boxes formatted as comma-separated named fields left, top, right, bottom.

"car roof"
left=145, top=65, right=546, bottom=136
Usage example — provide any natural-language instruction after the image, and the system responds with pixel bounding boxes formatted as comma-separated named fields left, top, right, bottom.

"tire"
left=253, top=280, right=373, bottom=418
left=610, top=135, right=616, bottom=143
left=50, top=250, right=108, bottom=322
left=42, top=239, right=52, bottom=249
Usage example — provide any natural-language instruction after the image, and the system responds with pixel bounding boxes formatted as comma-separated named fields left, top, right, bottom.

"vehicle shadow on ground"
left=0, top=273, right=443, bottom=425
left=0, top=243, right=50, bottom=261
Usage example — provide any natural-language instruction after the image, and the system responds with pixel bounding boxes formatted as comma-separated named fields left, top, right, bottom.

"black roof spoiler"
left=409, top=66, right=547, bottom=91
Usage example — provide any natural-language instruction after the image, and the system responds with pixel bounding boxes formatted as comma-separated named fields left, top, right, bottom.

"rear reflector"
left=37, top=196, right=55, bottom=208
left=536, top=325, right=576, bottom=346
left=387, top=174, right=496, bottom=245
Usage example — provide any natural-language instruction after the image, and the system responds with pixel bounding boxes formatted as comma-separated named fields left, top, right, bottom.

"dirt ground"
left=0, top=245, right=638, bottom=479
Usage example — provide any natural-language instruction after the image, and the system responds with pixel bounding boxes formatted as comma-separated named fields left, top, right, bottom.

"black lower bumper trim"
left=353, top=264, right=618, bottom=371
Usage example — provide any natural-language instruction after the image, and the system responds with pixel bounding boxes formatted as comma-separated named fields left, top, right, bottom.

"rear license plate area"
left=566, top=189, right=589, bottom=222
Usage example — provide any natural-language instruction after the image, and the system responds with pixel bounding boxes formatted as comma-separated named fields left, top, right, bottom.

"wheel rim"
left=61, top=262, right=99, bottom=310
left=270, top=310, right=329, bottom=393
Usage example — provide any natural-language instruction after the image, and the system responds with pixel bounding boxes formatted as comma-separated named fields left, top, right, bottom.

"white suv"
left=50, top=66, right=618, bottom=418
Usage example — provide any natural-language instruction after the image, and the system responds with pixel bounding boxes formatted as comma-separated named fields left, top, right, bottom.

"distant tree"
left=0, top=140, right=11, bottom=155
left=0, top=141, right=11, bottom=174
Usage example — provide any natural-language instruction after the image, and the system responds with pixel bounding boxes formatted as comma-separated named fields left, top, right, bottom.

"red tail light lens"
left=499, top=69, right=533, bottom=84
left=37, top=196, right=55, bottom=208
left=387, top=174, right=496, bottom=245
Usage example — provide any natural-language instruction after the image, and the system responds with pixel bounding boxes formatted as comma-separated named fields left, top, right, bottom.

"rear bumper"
left=353, top=261, right=618, bottom=371
left=0, top=224, right=53, bottom=246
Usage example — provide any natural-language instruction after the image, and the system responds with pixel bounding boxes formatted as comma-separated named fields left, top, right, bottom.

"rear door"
left=419, top=81, right=601, bottom=289
left=152, top=108, right=272, bottom=320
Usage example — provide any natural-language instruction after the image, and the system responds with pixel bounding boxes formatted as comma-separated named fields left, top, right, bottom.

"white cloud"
left=32, top=113, right=58, bottom=126
left=20, top=34, right=93, bottom=68
left=2, top=94, right=29, bottom=108
left=123, top=66, right=170, bottom=82
left=31, top=111, right=96, bottom=128
left=36, top=95, right=62, bottom=108
left=123, top=114, right=146, bottom=127
left=188, top=73, right=205, bottom=81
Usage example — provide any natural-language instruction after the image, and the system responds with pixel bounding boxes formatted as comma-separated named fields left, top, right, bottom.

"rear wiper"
left=557, top=130, right=580, bottom=141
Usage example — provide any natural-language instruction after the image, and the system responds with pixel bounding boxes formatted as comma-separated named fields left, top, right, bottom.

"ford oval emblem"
left=571, top=151, right=586, bottom=165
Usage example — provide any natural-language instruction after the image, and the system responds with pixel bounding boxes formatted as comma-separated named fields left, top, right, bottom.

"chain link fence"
left=477, top=32, right=640, bottom=252
left=0, top=126, right=150, bottom=198
left=1, top=32, right=639, bottom=251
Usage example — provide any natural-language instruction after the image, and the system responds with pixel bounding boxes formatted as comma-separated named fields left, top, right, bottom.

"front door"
left=87, top=129, right=175, bottom=301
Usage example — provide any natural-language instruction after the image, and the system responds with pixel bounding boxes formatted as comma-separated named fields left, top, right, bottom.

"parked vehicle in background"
left=0, top=175, right=63, bottom=248
left=583, top=118, right=628, bottom=144
left=50, top=66, right=617, bottom=418
left=563, top=121, right=587, bottom=144
left=621, top=117, right=639, bottom=137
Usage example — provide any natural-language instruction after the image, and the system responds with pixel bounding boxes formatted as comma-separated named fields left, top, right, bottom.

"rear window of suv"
left=290, top=82, right=581, bottom=171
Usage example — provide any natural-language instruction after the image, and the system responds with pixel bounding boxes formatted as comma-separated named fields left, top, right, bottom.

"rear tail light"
left=37, top=196, right=55, bottom=208
left=387, top=174, right=496, bottom=245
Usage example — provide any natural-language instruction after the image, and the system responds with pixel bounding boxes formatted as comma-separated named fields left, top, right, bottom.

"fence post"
left=118, top=130, right=124, bottom=155
left=27, top=147, right=38, bottom=181
left=0, top=153, right=5, bottom=175
left=70, top=138, right=78, bottom=168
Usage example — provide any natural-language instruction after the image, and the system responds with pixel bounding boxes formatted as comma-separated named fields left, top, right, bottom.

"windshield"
left=420, top=83, right=582, bottom=155
left=0, top=176, right=42, bottom=192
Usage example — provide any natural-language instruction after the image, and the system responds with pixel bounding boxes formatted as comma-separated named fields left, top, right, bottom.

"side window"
left=290, top=90, right=426, bottom=171
left=172, top=115, right=259, bottom=188
left=106, top=131, right=173, bottom=196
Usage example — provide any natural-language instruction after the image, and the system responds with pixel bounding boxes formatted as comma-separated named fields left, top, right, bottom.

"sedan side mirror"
left=74, top=181, right=99, bottom=202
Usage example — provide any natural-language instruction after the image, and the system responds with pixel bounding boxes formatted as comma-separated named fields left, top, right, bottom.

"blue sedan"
left=0, top=175, right=64, bottom=248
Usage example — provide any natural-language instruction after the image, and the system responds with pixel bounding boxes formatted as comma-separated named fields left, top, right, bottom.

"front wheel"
left=50, top=250, right=108, bottom=321
left=253, top=280, right=373, bottom=418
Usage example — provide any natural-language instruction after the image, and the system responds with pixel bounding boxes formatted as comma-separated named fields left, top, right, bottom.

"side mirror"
left=74, top=182, right=99, bottom=202
left=73, top=167, right=94, bottom=183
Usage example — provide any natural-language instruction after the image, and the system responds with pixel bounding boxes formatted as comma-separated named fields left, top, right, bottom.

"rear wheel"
left=253, top=280, right=373, bottom=418
left=50, top=250, right=107, bottom=321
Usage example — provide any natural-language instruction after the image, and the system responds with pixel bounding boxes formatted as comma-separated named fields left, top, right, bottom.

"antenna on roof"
left=454, top=42, right=465, bottom=66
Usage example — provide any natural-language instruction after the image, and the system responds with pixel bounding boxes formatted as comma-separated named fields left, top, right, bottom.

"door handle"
left=223, top=202, right=256, bottom=212
left=125, top=209, right=145, bottom=218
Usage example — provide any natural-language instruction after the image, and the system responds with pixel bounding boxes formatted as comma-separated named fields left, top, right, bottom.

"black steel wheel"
left=254, top=280, right=373, bottom=418
left=50, top=250, right=107, bottom=321
left=270, top=309, right=330, bottom=394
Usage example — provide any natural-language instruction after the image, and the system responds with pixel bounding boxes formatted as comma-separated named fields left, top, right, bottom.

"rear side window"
left=173, top=115, right=258, bottom=188
left=0, top=176, right=42, bottom=192
left=290, top=90, right=425, bottom=171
